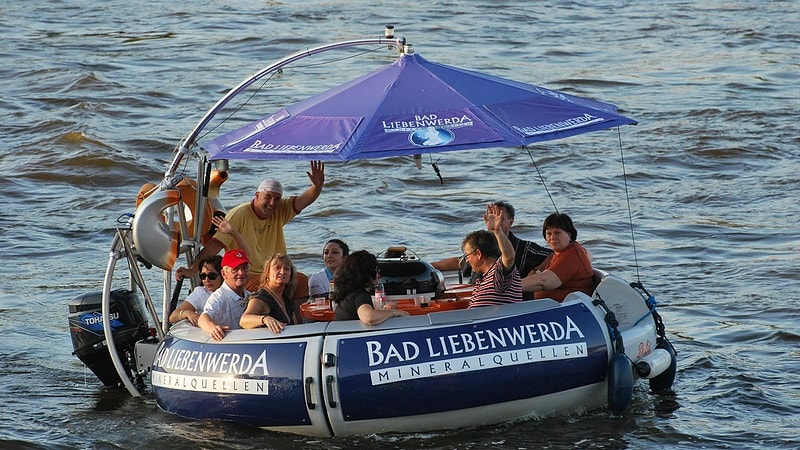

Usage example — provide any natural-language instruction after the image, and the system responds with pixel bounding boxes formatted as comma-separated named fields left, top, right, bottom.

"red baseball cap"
left=221, top=249, right=250, bottom=269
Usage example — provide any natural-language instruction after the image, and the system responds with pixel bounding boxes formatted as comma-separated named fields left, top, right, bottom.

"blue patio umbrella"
left=204, top=52, right=636, bottom=161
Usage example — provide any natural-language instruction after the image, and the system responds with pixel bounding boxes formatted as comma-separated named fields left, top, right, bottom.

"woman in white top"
left=308, top=239, right=349, bottom=298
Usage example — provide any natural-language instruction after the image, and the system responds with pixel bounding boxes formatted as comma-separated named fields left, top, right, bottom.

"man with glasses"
left=462, top=204, right=522, bottom=307
left=198, top=249, right=252, bottom=341
left=432, top=201, right=552, bottom=292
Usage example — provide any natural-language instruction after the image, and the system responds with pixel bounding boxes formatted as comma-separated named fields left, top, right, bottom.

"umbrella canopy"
left=205, top=52, right=636, bottom=161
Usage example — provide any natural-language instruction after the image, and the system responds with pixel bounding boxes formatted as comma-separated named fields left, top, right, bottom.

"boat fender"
left=635, top=348, right=673, bottom=379
left=607, top=352, right=634, bottom=415
left=648, top=338, right=677, bottom=394
left=132, top=188, right=181, bottom=271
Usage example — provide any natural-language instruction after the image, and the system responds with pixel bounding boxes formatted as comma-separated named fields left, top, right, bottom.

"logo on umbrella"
left=409, top=126, right=455, bottom=147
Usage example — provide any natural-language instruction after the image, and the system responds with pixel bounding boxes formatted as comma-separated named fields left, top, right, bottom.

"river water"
left=1, top=1, right=798, bottom=449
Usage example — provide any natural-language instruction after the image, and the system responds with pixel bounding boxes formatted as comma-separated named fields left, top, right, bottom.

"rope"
left=628, top=281, right=667, bottom=338
left=617, top=127, right=641, bottom=284
left=632, top=294, right=657, bottom=328
left=592, top=294, right=625, bottom=355
left=525, top=148, right=558, bottom=214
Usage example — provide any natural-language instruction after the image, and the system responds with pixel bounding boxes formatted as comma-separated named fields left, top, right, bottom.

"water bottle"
left=374, top=280, right=386, bottom=310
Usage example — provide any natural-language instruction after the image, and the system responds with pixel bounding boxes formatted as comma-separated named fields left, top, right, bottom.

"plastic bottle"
left=374, top=280, right=386, bottom=310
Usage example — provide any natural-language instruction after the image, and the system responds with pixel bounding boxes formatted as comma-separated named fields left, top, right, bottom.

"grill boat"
left=69, top=26, right=676, bottom=437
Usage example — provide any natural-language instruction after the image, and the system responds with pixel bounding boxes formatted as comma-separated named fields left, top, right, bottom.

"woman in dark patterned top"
left=239, top=253, right=300, bottom=333
left=331, top=250, right=409, bottom=325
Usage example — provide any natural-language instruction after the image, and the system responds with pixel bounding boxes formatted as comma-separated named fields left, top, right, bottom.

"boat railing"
left=101, top=221, right=166, bottom=396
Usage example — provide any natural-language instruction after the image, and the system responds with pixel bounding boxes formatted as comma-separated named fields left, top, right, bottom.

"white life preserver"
left=132, top=172, right=227, bottom=270
left=132, top=187, right=182, bottom=270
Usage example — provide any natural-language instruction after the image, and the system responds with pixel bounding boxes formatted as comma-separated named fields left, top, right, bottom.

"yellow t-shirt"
left=214, top=198, right=297, bottom=274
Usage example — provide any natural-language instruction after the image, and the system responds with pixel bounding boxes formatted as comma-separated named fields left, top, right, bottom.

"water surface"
left=1, top=1, right=798, bottom=448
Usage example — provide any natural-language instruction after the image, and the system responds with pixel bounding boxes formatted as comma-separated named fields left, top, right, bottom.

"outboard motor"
left=68, top=289, right=149, bottom=387
left=377, top=247, right=445, bottom=298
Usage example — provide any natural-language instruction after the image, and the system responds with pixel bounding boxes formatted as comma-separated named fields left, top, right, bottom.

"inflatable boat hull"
left=152, top=289, right=659, bottom=436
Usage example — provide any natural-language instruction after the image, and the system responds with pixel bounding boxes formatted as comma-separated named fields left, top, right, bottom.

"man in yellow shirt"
left=177, top=161, right=324, bottom=291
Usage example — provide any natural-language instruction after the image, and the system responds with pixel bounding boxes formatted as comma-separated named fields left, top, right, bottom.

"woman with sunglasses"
left=331, top=250, right=409, bottom=325
left=169, top=255, right=223, bottom=325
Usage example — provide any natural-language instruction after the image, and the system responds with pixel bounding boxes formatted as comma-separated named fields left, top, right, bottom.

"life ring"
left=137, top=179, right=214, bottom=239
left=206, top=169, right=228, bottom=214
left=133, top=188, right=182, bottom=270
left=136, top=182, right=158, bottom=207
left=200, top=169, right=229, bottom=245
left=132, top=171, right=228, bottom=270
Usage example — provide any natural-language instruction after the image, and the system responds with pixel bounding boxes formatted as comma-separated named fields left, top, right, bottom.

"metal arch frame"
left=101, top=26, right=409, bottom=397
left=164, top=26, right=408, bottom=181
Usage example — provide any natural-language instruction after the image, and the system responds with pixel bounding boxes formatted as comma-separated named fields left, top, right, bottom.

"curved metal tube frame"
left=102, top=28, right=408, bottom=397
left=101, top=231, right=142, bottom=396
left=164, top=30, right=407, bottom=180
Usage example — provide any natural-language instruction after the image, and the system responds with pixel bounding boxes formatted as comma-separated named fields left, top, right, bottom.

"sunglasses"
left=199, top=272, right=219, bottom=281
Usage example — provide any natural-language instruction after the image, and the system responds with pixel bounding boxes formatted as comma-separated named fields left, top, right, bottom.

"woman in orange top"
left=522, top=213, right=593, bottom=302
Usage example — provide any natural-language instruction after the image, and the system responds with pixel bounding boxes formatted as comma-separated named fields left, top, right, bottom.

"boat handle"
left=325, top=375, right=337, bottom=408
left=304, top=377, right=315, bottom=410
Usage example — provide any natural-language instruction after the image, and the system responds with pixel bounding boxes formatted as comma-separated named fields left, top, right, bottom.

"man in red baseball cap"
left=198, top=249, right=252, bottom=341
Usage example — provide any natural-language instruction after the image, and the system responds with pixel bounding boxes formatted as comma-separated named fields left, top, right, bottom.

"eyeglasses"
left=459, top=249, right=478, bottom=264
left=199, top=272, right=219, bottom=281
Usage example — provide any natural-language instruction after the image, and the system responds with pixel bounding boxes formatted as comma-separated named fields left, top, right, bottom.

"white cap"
left=257, top=179, right=283, bottom=196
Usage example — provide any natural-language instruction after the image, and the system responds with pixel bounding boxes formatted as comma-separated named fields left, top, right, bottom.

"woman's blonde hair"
left=259, top=253, right=296, bottom=300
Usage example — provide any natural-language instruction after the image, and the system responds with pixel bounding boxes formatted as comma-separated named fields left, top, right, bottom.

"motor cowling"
left=68, top=289, right=149, bottom=387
